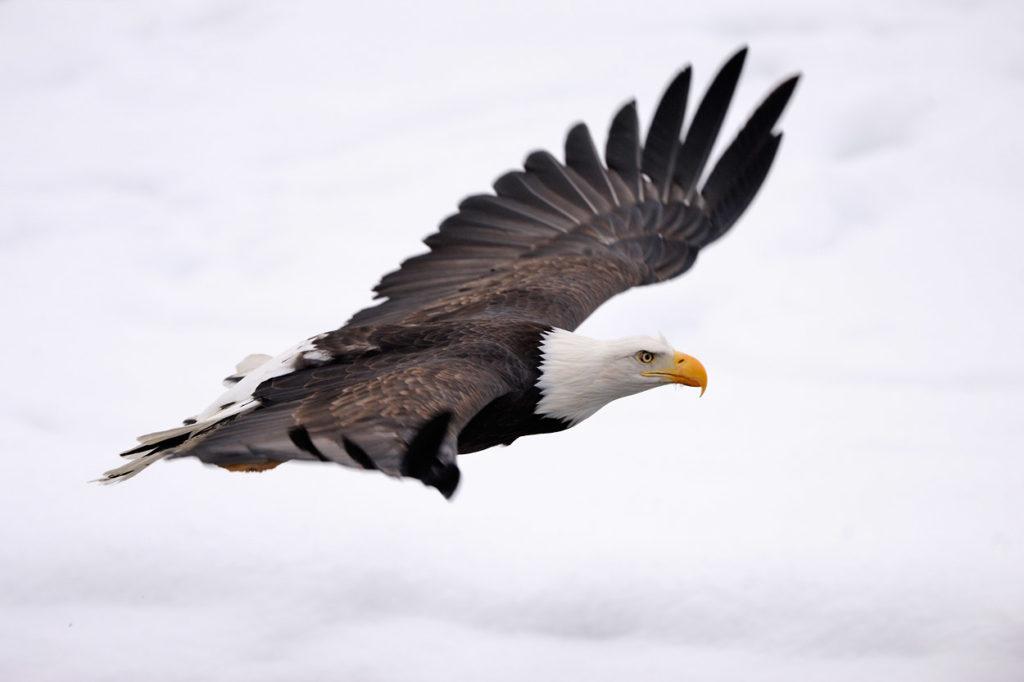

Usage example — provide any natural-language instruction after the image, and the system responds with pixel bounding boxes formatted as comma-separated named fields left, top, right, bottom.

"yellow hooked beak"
left=642, top=351, right=708, bottom=396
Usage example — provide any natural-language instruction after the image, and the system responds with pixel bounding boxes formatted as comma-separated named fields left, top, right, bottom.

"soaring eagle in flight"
left=102, top=49, right=797, bottom=498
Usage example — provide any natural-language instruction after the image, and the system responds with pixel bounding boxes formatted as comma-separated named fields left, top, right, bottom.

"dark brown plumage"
left=103, top=48, right=798, bottom=497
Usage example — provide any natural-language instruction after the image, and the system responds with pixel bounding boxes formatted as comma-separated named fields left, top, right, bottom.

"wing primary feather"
left=642, top=67, right=692, bottom=202
left=702, top=74, right=799, bottom=220
left=524, top=150, right=609, bottom=214
left=445, top=210, right=562, bottom=238
left=674, top=47, right=747, bottom=198
left=565, top=123, right=619, bottom=205
left=457, top=195, right=575, bottom=231
left=493, top=171, right=587, bottom=224
left=605, top=100, right=642, bottom=200
left=706, top=132, right=783, bottom=241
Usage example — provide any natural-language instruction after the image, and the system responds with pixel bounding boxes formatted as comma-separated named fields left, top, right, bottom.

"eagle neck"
left=534, top=328, right=618, bottom=425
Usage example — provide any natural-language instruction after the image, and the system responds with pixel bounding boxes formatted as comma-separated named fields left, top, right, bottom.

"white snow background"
left=2, top=1, right=1023, bottom=680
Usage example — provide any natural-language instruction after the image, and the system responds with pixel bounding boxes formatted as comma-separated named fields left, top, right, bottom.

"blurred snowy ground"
left=1, top=1, right=1023, bottom=680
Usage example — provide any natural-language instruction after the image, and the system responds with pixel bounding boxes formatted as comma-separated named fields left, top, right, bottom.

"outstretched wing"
left=160, top=330, right=527, bottom=497
left=105, top=324, right=530, bottom=497
left=348, top=48, right=798, bottom=331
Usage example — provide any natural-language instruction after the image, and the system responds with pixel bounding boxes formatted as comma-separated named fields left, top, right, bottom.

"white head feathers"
left=534, top=328, right=683, bottom=425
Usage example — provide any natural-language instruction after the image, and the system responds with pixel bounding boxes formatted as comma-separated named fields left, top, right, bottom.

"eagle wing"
left=180, top=364, right=493, bottom=497
left=161, top=327, right=529, bottom=497
left=348, top=48, right=798, bottom=331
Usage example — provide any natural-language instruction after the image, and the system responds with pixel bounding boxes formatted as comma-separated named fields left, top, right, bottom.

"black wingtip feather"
left=642, top=67, right=692, bottom=201
left=565, top=123, right=618, bottom=206
left=673, top=48, right=748, bottom=197
left=701, top=74, right=799, bottom=238
left=605, top=100, right=642, bottom=200
left=707, top=132, right=783, bottom=239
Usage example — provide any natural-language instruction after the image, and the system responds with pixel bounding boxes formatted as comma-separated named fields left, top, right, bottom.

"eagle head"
left=535, top=329, right=708, bottom=425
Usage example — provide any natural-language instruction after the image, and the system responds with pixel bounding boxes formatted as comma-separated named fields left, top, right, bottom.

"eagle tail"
left=94, top=448, right=170, bottom=484
left=96, top=425, right=197, bottom=484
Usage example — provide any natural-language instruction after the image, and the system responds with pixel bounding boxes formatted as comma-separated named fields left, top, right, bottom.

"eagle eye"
left=636, top=350, right=655, bottom=364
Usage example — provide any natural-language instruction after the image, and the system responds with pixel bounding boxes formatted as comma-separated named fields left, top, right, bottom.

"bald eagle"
left=101, top=49, right=797, bottom=498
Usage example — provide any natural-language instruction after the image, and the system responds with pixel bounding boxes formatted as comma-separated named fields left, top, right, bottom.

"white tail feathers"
left=96, top=423, right=203, bottom=484
left=99, top=336, right=329, bottom=485
left=222, top=353, right=272, bottom=387
left=235, top=353, right=272, bottom=374
left=94, top=449, right=170, bottom=484
left=135, top=423, right=198, bottom=446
